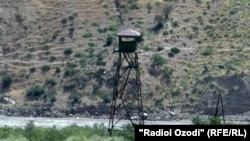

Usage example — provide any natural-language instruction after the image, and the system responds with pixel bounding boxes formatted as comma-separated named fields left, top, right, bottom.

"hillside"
left=0, top=0, right=250, bottom=119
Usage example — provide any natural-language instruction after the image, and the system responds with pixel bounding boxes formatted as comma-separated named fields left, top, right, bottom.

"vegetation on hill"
left=0, top=0, right=250, bottom=117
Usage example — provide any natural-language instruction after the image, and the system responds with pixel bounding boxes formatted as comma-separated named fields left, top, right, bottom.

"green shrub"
left=60, top=37, right=65, bottom=42
left=25, top=53, right=32, bottom=60
left=152, top=54, right=167, bottom=66
left=69, top=90, right=82, bottom=103
left=64, top=48, right=73, bottom=56
left=172, top=21, right=178, bottom=28
left=68, top=26, right=75, bottom=38
left=196, top=0, right=201, bottom=4
left=129, top=2, right=140, bottom=10
left=192, top=117, right=222, bottom=125
left=91, top=22, right=99, bottom=27
left=168, top=52, right=175, bottom=57
left=170, top=47, right=180, bottom=54
left=162, top=66, right=173, bottom=77
left=143, top=45, right=150, bottom=51
left=105, top=35, right=113, bottom=46
left=83, top=32, right=93, bottom=38
left=64, top=68, right=77, bottom=77
left=97, top=90, right=111, bottom=103
left=74, top=52, right=84, bottom=58
left=88, top=42, right=95, bottom=47
left=79, top=58, right=87, bottom=68
left=63, top=82, right=76, bottom=91
left=29, top=67, right=36, bottom=73
left=55, top=67, right=61, bottom=74
left=229, top=8, right=238, bottom=15
left=1, top=75, right=13, bottom=90
left=45, top=78, right=57, bottom=88
left=97, top=27, right=107, bottom=33
left=41, top=65, right=50, bottom=73
left=157, top=46, right=164, bottom=51
left=108, top=24, right=118, bottom=32
left=66, top=62, right=78, bottom=68
left=201, top=46, right=213, bottom=56
left=26, top=85, right=45, bottom=97
left=15, top=14, right=23, bottom=23
left=44, top=89, right=57, bottom=102
left=61, top=18, right=67, bottom=24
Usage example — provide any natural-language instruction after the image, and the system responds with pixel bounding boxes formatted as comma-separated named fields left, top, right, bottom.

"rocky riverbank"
left=1, top=104, right=250, bottom=124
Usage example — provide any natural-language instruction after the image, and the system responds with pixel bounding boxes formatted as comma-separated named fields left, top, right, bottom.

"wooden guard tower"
left=108, top=29, right=144, bottom=135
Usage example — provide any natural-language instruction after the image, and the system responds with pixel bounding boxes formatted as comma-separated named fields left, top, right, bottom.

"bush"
left=201, top=46, right=213, bottom=56
left=64, top=48, right=73, bottom=56
left=152, top=54, right=167, bottom=66
left=143, top=46, right=150, bottom=51
left=97, top=27, right=107, bottom=33
left=63, top=82, right=76, bottom=91
left=157, top=46, right=164, bottom=51
left=29, top=67, right=36, bottom=73
left=168, top=52, right=175, bottom=57
left=68, top=26, right=75, bottom=38
left=61, top=18, right=67, bottom=24
left=55, top=67, right=61, bottom=74
left=196, top=0, right=201, bottom=4
left=1, top=75, right=13, bottom=90
left=192, top=117, right=222, bottom=125
left=170, top=47, right=180, bottom=54
left=74, top=52, right=84, bottom=58
left=172, top=21, right=178, bottom=28
left=108, top=24, right=118, bottom=32
left=229, top=8, right=238, bottom=15
left=45, top=78, right=57, bottom=88
left=105, top=35, right=113, bottom=46
left=97, top=90, right=111, bottom=103
left=64, top=68, right=77, bottom=77
left=44, top=89, right=57, bottom=102
left=41, top=65, right=50, bottom=73
left=129, top=2, right=140, bottom=10
left=27, top=85, right=45, bottom=97
left=162, top=66, right=173, bottom=77
left=83, top=32, right=93, bottom=38
left=69, top=90, right=82, bottom=103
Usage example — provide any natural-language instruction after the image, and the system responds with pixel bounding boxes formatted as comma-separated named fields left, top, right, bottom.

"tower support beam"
left=108, top=52, right=144, bottom=135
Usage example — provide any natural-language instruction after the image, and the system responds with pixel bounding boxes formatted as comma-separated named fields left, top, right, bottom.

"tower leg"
left=108, top=52, right=144, bottom=135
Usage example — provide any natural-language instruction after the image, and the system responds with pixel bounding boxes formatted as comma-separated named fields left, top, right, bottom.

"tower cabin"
left=115, top=29, right=142, bottom=53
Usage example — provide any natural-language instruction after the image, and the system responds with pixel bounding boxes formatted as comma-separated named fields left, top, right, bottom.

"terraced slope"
left=0, top=0, right=250, bottom=118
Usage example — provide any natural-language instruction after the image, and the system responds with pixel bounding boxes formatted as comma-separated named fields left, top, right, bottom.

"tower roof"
left=117, top=29, right=141, bottom=37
